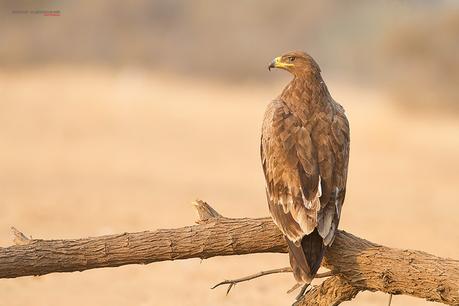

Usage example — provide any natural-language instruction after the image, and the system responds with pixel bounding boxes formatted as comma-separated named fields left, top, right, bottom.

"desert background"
left=0, top=1, right=458, bottom=306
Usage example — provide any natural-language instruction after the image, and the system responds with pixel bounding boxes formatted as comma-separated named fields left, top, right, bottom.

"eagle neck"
left=280, top=74, right=330, bottom=115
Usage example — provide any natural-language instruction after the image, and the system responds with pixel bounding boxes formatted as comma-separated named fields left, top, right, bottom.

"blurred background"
left=0, top=1, right=458, bottom=305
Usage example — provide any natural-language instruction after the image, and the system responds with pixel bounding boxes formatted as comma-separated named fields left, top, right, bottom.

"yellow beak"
left=268, top=56, right=294, bottom=71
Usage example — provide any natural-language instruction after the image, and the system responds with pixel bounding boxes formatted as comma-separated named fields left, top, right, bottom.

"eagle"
left=261, top=51, right=350, bottom=296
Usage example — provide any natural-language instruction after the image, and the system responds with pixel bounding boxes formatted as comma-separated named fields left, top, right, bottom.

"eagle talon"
left=295, top=283, right=310, bottom=301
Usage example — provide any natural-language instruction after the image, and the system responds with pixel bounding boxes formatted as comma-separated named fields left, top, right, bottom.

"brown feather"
left=261, top=51, right=350, bottom=283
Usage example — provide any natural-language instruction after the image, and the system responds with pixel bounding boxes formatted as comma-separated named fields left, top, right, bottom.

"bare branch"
left=211, top=268, right=335, bottom=297
left=211, top=268, right=334, bottom=298
left=211, top=267, right=292, bottom=295
left=0, top=202, right=458, bottom=306
left=0, top=213, right=286, bottom=279
left=192, top=199, right=222, bottom=222
left=11, top=227, right=31, bottom=246
left=294, top=276, right=360, bottom=306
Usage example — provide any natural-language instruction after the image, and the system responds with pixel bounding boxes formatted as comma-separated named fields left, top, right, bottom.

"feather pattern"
left=261, top=51, right=350, bottom=284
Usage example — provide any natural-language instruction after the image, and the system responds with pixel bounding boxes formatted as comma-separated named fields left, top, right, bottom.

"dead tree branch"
left=295, top=276, right=361, bottom=306
left=211, top=268, right=334, bottom=297
left=0, top=200, right=458, bottom=305
left=211, top=267, right=292, bottom=295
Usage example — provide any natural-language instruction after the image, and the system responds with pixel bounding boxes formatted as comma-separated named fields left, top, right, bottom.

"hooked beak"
left=268, top=58, right=278, bottom=71
left=268, top=56, right=294, bottom=71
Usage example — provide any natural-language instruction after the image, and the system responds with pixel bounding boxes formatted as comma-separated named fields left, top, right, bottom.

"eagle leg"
left=289, top=271, right=334, bottom=304
left=295, top=283, right=310, bottom=301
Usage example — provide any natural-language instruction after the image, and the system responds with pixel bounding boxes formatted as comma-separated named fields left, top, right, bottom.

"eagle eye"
left=287, top=56, right=296, bottom=62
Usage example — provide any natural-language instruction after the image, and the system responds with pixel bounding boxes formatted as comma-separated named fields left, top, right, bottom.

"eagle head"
left=268, top=51, right=321, bottom=76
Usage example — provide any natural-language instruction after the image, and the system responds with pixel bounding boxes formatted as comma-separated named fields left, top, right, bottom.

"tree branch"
left=211, top=267, right=292, bottom=295
left=0, top=201, right=458, bottom=305
left=294, top=276, right=360, bottom=306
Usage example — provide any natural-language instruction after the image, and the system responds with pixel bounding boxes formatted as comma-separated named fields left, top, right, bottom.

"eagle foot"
left=295, top=283, right=310, bottom=301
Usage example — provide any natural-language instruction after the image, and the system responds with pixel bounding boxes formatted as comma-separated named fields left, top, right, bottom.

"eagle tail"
left=286, top=228, right=325, bottom=284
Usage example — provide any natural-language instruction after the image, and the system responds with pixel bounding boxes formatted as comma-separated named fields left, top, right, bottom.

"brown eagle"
left=261, top=51, right=350, bottom=293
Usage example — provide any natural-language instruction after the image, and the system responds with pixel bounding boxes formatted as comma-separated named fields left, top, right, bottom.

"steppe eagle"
left=261, top=51, right=350, bottom=296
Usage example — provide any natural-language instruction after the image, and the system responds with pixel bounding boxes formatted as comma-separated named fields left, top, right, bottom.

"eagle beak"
left=268, top=56, right=293, bottom=71
left=268, top=58, right=278, bottom=71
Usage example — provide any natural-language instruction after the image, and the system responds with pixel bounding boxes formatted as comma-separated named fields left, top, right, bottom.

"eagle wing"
left=261, top=99, right=349, bottom=246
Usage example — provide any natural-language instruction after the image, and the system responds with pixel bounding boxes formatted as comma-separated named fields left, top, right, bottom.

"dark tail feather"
left=286, top=228, right=325, bottom=284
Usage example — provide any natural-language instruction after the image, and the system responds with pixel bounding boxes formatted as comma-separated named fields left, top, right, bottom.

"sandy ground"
left=0, top=67, right=457, bottom=306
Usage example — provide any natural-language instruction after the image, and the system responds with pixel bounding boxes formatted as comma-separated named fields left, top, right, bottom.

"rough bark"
left=295, top=276, right=360, bottom=306
left=1, top=201, right=458, bottom=306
